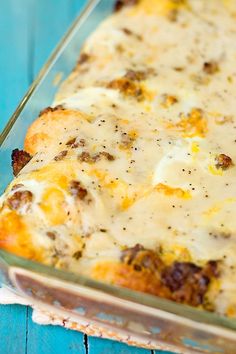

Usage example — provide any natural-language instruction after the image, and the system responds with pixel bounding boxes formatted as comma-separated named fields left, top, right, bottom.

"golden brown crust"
left=24, top=108, right=89, bottom=155
left=38, top=105, right=65, bottom=117
left=93, top=245, right=219, bottom=308
left=92, top=261, right=169, bottom=297
left=0, top=211, right=41, bottom=260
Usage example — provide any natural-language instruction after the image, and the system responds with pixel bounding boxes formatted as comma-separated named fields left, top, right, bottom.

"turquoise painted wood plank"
left=26, top=308, right=86, bottom=354
left=0, top=1, right=31, bottom=351
left=32, top=0, right=87, bottom=78
left=0, top=0, right=32, bottom=130
left=88, top=336, right=152, bottom=354
left=0, top=305, right=27, bottom=354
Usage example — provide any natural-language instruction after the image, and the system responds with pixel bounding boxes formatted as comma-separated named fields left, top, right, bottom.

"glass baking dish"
left=0, top=0, right=236, bottom=352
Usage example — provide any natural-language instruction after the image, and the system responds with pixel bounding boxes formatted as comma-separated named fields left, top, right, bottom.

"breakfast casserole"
left=1, top=0, right=236, bottom=318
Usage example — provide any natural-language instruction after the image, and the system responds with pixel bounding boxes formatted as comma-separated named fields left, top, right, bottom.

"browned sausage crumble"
left=122, top=28, right=142, bottom=40
left=69, top=181, right=88, bottom=200
left=11, top=149, right=32, bottom=176
left=215, top=154, right=233, bottom=170
left=54, top=150, right=68, bottom=161
left=203, top=61, right=219, bottom=75
left=114, top=0, right=140, bottom=12
left=120, top=244, right=219, bottom=307
left=7, top=190, right=33, bottom=210
left=107, top=77, right=144, bottom=100
left=78, top=53, right=90, bottom=65
left=39, top=105, right=65, bottom=117
left=162, top=260, right=219, bottom=306
left=46, top=231, right=57, bottom=240
left=78, top=151, right=115, bottom=163
left=66, top=138, right=86, bottom=148
left=124, top=69, right=149, bottom=82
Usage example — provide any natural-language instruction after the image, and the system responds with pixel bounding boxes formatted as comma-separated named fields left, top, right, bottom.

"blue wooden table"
left=0, top=1, right=174, bottom=353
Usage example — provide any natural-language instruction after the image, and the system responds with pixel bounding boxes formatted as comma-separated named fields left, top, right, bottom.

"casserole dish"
left=1, top=0, right=236, bottom=352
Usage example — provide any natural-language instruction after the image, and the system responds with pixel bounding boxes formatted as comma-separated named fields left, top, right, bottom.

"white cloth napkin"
left=0, top=287, right=159, bottom=350
left=0, top=286, right=76, bottom=327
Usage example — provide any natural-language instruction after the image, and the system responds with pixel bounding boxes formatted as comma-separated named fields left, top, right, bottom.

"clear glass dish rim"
left=0, top=0, right=236, bottom=333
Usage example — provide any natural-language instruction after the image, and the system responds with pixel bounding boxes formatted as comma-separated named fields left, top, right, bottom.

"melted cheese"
left=1, top=0, right=236, bottom=316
